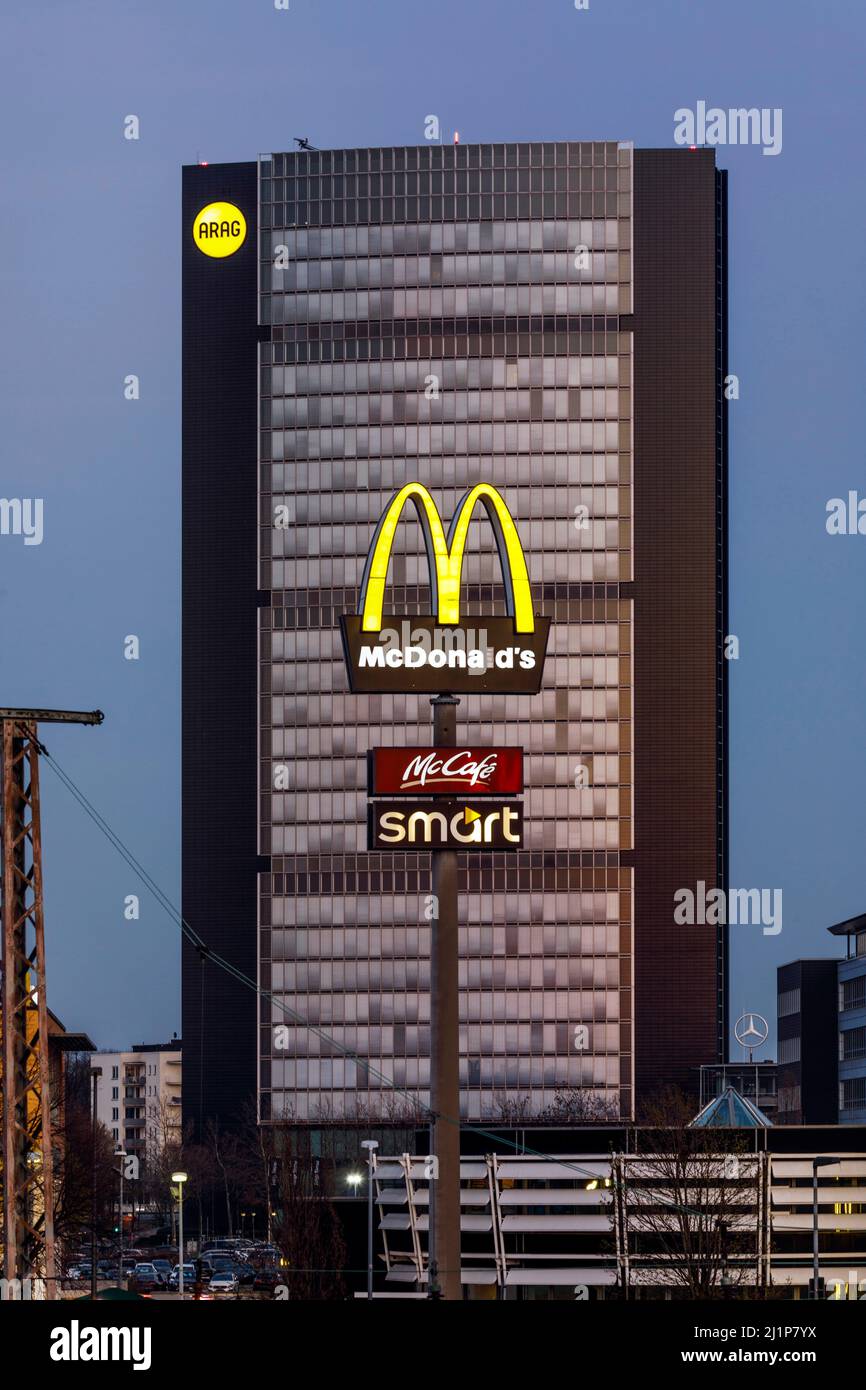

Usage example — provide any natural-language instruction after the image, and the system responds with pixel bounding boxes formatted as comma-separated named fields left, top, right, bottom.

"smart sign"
left=369, top=747, right=523, bottom=797
left=341, top=482, right=549, bottom=694
left=368, top=799, right=523, bottom=850
left=193, top=201, right=247, bottom=257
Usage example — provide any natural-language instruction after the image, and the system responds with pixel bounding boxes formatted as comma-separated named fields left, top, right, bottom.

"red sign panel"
left=368, top=747, right=523, bottom=797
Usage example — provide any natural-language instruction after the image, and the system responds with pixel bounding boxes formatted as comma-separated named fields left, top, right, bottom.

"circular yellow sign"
left=193, top=202, right=247, bottom=258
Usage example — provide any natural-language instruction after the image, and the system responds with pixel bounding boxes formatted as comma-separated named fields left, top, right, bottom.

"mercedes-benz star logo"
left=734, top=1012, right=769, bottom=1048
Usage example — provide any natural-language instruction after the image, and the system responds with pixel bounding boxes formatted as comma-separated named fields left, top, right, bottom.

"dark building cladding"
left=777, top=960, right=839, bottom=1125
left=182, top=160, right=259, bottom=1138
left=631, top=151, right=729, bottom=1101
left=182, top=144, right=728, bottom=1140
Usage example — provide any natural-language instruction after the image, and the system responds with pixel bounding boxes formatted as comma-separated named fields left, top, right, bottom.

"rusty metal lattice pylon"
left=1, top=719, right=56, bottom=1294
left=1, top=708, right=102, bottom=1297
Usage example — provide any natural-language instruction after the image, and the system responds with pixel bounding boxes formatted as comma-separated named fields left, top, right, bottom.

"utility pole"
left=1, top=707, right=103, bottom=1298
left=429, top=694, right=461, bottom=1301
left=360, top=1138, right=378, bottom=1298
left=89, top=1066, right=101, bottom=1300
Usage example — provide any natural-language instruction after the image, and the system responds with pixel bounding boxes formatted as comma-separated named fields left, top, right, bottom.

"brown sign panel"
left=340, top=616, right=549, bottom=695
left=368, top=799, right=524, bottom=850
left=369, top=747, right=523, bottom=797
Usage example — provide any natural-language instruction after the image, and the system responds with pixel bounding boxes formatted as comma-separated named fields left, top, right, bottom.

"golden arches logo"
left=359, top=482, right=534, bottom=633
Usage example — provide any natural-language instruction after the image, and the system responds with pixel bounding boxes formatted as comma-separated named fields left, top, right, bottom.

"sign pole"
left=429, top=693, right=461, bottom=1301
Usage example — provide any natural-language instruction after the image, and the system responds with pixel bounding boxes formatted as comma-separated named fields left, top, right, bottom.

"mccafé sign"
left=341, top=482, right=549, bottom=694
left=368, top=799, right=523, bottom=851
left=369, top=747, right=523, bottom=797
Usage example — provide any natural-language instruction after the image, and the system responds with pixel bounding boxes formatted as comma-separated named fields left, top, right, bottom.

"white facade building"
left=91, top=1039, right=182, bottom=1169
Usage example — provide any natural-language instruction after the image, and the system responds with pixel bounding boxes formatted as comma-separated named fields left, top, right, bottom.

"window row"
left=270, top=702, right=626, bottom=747
left=264, top=450, right=626, bottom=492
left=267, top=250, right=626, bottom=292
left=270, top=658, right=624, bottom=701
left=270, top=1056, right=619, bottom=1094
left=268, top=420, right=622, bottom=459
left=268, top=1086, right=619, bottom=1122
left=272, top=987, right=620, bottom=1027
left=263, top=355, right=623, bottom=397
left=268, top=920, right=621, bottom=950
left=269, top=388, right=623, bottom=428
left=841, top=1026, right=866, bottom=1061
left=263, top=217, right=624, bottom=260
left=280, top=483, right=626, bottom=526
left=266, top=818, right=625, bottom=854
left=267, top=788, right=622, bottom=825
left=268, top=142, right=624, bottom=175
left=270, top=519, right=625, bottom=561
left=841, top=977, right=866, bottom=1012
left=272, top=958, right=619, bottom=993
left=264, top=165, right=625, bottom=201
left=267, top=283, right=624, bottom=324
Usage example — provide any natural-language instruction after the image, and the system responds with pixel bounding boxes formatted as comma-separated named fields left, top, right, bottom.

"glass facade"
left=256, top=142, right=635, bottom=1123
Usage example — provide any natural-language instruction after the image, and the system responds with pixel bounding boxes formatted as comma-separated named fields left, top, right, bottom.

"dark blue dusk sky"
left=1, top=0, right=864, bottom=1057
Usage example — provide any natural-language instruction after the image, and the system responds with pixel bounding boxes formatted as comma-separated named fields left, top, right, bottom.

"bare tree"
left=620, top=1086, right=762, bottom=1299
left=489, top=1088, right=619, bottom=1124
left=205, top=1119, right=240, bottom=1239
left=272, top=1131, right=346, bottom=1300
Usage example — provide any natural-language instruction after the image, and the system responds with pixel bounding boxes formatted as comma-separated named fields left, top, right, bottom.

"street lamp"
left=811, top=1157, right=840, bottom=1298
left=346, top=1171, right=363, bottom=1190
left=115, top=1147, right=127, bottom=1275
left=171, top=1171, right=188, bottom=1298
left=360, top=1141, right=379, bottom=1300
left=89, top=1067, right=102, bottom=1302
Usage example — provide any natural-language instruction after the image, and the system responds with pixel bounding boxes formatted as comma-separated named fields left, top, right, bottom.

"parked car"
left=208, top=1271, right=239, bottom=1298
left=169, top=1263, right=196, bottom=1289
left=210, top=1255, right=254, bottom=1284
left=131, top=1262, right=162, bottom=1293
left=151, top=1259, right=172, bottom=1286
left=253, top=1265, right=282, bottom=1294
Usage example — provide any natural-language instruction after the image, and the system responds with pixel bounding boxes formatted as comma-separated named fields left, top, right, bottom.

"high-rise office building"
left=182, top=141, right=728, bottom=1136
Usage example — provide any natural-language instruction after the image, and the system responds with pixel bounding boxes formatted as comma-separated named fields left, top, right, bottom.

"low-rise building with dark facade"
left=829, top=913, right=866, bottom=1124
left=776, top=960, right=838, bottom=1124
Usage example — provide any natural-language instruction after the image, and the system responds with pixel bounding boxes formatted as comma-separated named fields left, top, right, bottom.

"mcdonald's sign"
left=340, top=483, right=550, bottom=694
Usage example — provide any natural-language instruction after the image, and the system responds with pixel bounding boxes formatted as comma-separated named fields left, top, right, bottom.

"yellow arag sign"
left=360, top=482, right=534, bottom=633
left=193, top=201, right=247, bottom=257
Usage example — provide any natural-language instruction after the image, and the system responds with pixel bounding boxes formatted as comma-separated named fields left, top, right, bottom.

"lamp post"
left=89, top=1067, right=101, bottom=1301
left=172, top=1171, right=188, bottom=1298
left=115, top=1146, right=127, bottom=1275
left=811, top=1157, right=840, bottom=1298
left=360, top=1141, right=379, bottom=1300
